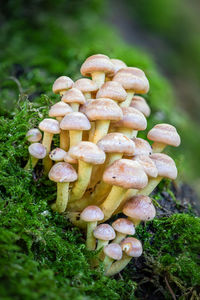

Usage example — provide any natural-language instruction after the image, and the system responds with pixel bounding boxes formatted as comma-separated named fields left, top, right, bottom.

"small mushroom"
left=61, top=88, right=85, bottom=112
left=103, top=243, right=122, bottom=273
left=26, top=128, right=42, bottom=143
left=52, top=76, right=74, bottom=96
left=147, top=123, right=181, bottom=153
left=130, top=95, right=151, bottom=117
left=112, top=218, right=135, bottom=243
left=80, top=206, right=104, bottom=250
left=24, top=143, right=46, bottom=170
left=93, top=224, right=116, bottom=251
left=49, top=162, right=77, bottom=212
left=73, top=78, right=98, bottom=100
left=49, top=148, right=67, bottom=162
left=133, top=138, right=152, bottom=156
left=80, top=54, right=114, bottom=88
left=96, top=81, right=127, bottom=103
left=106, top=237, right=142, bottom=276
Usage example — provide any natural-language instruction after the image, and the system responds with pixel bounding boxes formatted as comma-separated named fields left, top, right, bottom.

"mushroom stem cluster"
left=24, top=54, right=181, bottom=276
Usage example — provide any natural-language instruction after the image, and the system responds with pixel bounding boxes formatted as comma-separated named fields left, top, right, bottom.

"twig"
left=165, top=276, right=176, bottom=300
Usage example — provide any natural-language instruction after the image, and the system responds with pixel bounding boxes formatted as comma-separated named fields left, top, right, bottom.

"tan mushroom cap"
left=150, top=153, right=178, bottom=180
left=73, top=78, right=98, bottom=93
left=68, top=141, right=106, bottom=165
left=120, top=237, right=143, bottom=257
left=123, top=195, right=156, bottom=222
left=80, top=205, right=104, bottom=222
left=64, top=152, right=77, bottom=164
left=61, top=88, right=85, bottom=105
left=49, top=101, right=72, bottom=118
left=39, top=118, right=60, bottom=134
left=79, top=99, right=94, bottom=115
left=48, top=162, right=77, bottom=183
left=80, top=54, right=115, bottom=77
left=60, top=112, right=91, bottom=131
left=49, top=148, right=67, bottom=161
left=52, top=76, right=74, bottom=94
left=28, top=143, right=46, bottom=159
left=112, top=218, right=135, bottom=235
left=103, top=243, right=123, bottom=260
left=130, top=96, right=151, bottom=117
left=96, top=81, right=127, bottom=102
left=113, top=107, right=147, bottom=131
left=113, top=67, right=149, bottom=93
left=132, top=155, right=158, bottom=178
left=103, top=159, right=148, bottom=189
left=147, top=124, right=181, bottom=147
left=134, top=138, right=152, bottom=156
left=93, top=224, right=116, bottom=241
left=85, top=98, right=123, bottom=121
left=97, top=133, right=135, bottom=155
left=110, top=58, right=127, bottom=74
left=26, top=128, right=42, bottom=142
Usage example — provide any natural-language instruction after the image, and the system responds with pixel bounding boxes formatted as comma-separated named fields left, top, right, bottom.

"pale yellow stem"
left=120, top=91, right=134, bottom=108
left=114, top=189, right=138, bottom=215
left=152, top=142, right=166, bottom=153
left=93, top=120, right=110, bottom=144
left=136, top=176, right=163, bottom=196
left=117, top=127, right=134, bottom=138
left=106, top=253, right=131, bottom=276
left=69, top=130, right=82, bottom=148
left=92, top=72, right=105, bottom=88
left=70, top=103, right=79, bottom=112
left=42, top=132, right=53, bottom=174
left=60, top=130, right=69, bottom=151
left=55, top=182, right=69, bottom=213
left=86, top=221, right=97, bottom=250
left=24, top=156, right=38, bottom=170
left=89, top=122, right=95, bottom=141
left=84, top=92, right=91, bottom=100
left=103, top=256, right=114, bottom=274
left=113, top=232, right=126, bottom=244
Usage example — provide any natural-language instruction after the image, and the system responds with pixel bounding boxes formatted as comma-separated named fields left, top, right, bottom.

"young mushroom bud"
left=24, top=143, right=46, bottom=170
left=49, top=148, right=67, bottom=162
left=130, top=96, right=151, bottom=117
left=106, top=237, right=142, bottom=276
left=112, top=218, right=135, bottom=244
left=73, top=78, right=98, bottom=100
left=93, top=224, right=116, bottom=251
left=147, top=123, right=181, bottom=153
left=61, top=88, right=85, bottom=112
left=103, top=243, right=122, bottom=273
left=49, top=162, right=77, bottom=213
left=26, top=128, right=42, bottom=143
left=80, top=206, right=104, bottom=250
left=52, top=76, right=74, bottom=96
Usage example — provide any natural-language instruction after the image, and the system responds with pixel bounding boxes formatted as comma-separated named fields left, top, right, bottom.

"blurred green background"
left=0, top=0, right=200, bottom=194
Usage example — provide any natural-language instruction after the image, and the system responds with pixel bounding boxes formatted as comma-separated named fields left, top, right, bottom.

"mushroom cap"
left=150, top=153, right=178, bottom=179
left=113, top=67, right=149, bottom=93
left=73, top=78, right=98, bottom=93
left=97, top=133, right=135, bottom=155
left=64, top=152, right=78, bottom=164
left=49, top=101, right=72, bottom=117
left=93, top=224, right=116, bottom=241
left=60, top=112, right=91, bottom=131
left=39, top=118, right=60, bottom=134
left=28, top=143, right=46, bottom=159
left=110, top=58, right=127, bottom=74
left=80, top=205, right=104, bottom=222
left=61, top=88, right=85, bottom=104
left=96, top=81, right=127, bottom=102
left=103, top=159, right=148, bottom=189
left=120, top=237, right=143, bottom=257
left=26, top=128, right=42, bottom=142
left=132, top=155, right=158, bottom=178
left=80, top=54, right=115, bottom=77
left=103, top=243, right=122, bottom=260
left=49, top=148, right=67, bottom=161
left=85, top=98, right=123, bottom=121
left=52, top=76, right=74, bottom=94
left=79, top=99, right=94, bottom=114
left=68, top=141, right=106, bottom=165
left=113, top=107, right=147, bottom=131
left=134, top=138, right=152, bottom=156
left=123, top=195, right=156, bottom=221
left=147, top=124, right=181, bottom=147
left=130, top=96, right=151, bottom=117
left=48, top=162, right=77, bottom=183
left=112, top=218, right=135, bottom=235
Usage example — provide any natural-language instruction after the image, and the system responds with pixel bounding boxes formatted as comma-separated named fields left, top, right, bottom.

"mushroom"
left=113, top=67, right=149, bottom=107
left=49, top=101, right=72, bottom=150
left=60, top=112, right=91, bottom=148
left=96, top=81, right=127, bottom=103
left=112, top=218, right=135, bottom=243
left=147, top=123, right=181, bottom=153
left=26, top=128, right=42, bottom=143
left=112, top=107, right=147, bottom=138
left=61, top=88, right=85, bottom=112
left=49, top=148, right=67, bottom=162
left=130, top=95, right=151, bottom=117
left=85, top=98, right=123, bottom=144
left=103, top=243, right=122, bottom=273
left=110, top=58, right=127, bottom=75
left=24, top=143, right=46, bottom=170
left=80, top=54, right=114, bottom=88
left=39, top=118, right=60, bottom=173
left=68, top=142, right=106, bottom=202
left=64, top=152, right=77, bottom=164
left=123, top=195, right=156, bottom=226
left=49, top=162, right=77, bottom=213
left=52, top=76, right=74, bottom=96
left=133, top=138, right=152, bottom=156
left=100, top=159, right=148, bottom=221
left=106, top=237, right=142, bottom=276
left=93, top=224, right=116, bottom=251
left=73, top=78, right=98, bottom=100
left=80, top=206, right=104, bottom=250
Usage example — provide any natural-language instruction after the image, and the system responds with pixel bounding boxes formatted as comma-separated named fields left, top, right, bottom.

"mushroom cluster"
left=25, top=54, right=181, bottom=276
